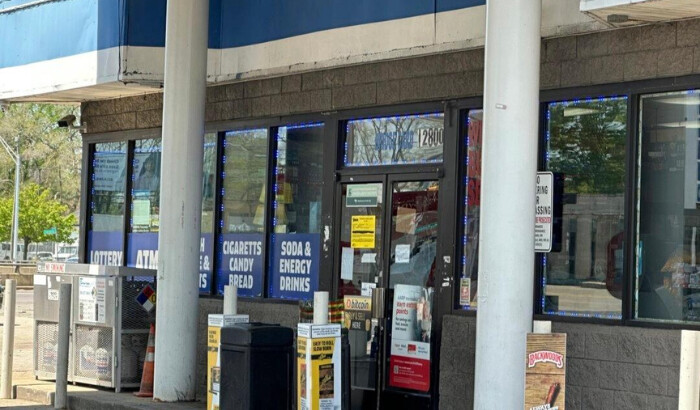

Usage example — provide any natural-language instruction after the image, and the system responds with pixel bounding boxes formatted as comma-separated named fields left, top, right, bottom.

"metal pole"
left=473, top=0, right=541, bottom=408
left=153, top=0, right=208, bottom=402
left=11, top=138, right=19, bottom=261
left=0, top=279, right=16, bottom=399
left=223, top=285, right=238, bottom=315
left=54, top=282, right=71, bottom=409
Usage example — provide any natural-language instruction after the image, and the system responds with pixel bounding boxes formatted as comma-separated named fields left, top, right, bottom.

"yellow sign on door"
left=351, top=215, right=375, bottom=249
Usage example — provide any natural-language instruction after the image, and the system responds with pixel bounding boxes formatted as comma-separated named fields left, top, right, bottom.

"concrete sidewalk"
left=4, top=380, right=205, bottom=409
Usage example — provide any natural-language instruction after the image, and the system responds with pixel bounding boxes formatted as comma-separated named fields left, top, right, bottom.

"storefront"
left=5, top=0, right=700, bottom=408
left=77, top=64, right=700, bottom=409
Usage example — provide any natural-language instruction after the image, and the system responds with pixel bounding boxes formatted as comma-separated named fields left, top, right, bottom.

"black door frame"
left=329, top=104, right=462, bottom=409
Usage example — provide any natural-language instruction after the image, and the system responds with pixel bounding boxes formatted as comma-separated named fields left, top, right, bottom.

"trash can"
left=219, top=323, right=294, bottom=410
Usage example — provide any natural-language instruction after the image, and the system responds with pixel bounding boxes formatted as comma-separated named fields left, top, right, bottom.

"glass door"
left=336, top=174, right=440, bottom=410
left=337, top=178, right=384, bottom=409
left=382, top=176, right=438, bottom=409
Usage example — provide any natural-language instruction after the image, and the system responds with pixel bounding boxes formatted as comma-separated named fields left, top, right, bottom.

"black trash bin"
left=219, top=323, right=294, bottom=410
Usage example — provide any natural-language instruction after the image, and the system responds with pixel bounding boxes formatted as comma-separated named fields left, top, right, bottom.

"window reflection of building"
left=543, top=97, right=627, bottom=317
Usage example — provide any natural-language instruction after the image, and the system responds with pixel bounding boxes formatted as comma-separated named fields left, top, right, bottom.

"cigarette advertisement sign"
left=216, top=233, right=264, bottom=297
left=535, top=172, right=553, bottom=252
left=389, top=284, right=432, bottom=392
left=297, top=323, right=341, bottom=410
left=525, top=333, right=566, bottom=410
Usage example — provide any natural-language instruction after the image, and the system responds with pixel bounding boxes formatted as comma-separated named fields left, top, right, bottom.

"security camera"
left=57, top=115, right=86, bottom=132
left=57, top=115, right=76, bottom=128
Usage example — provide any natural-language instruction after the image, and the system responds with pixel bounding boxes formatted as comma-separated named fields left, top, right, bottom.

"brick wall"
left=82, top=18, right=700, bottom=134
left=438, top=315, right=681, bottom=410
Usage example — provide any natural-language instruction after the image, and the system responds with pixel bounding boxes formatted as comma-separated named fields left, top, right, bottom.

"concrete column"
left=153, top=0, right=209, bottom=402
left=473, top=0, right=541, bottom=408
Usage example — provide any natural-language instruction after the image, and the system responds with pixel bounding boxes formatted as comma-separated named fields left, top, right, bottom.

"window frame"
left=535, top=75, right=700, bottom=330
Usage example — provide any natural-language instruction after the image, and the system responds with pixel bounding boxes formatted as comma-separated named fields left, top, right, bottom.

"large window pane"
left=88, top=142, right=126, bottom=266
left=269, top=123, right=324, bottom=299
left=345, top=113, right=444, bottom=166
left=637, top=90, right=700, bottom=322
left=542, top=97, right=627, bottom=318
left=200, top=133, right=217, bottom=293
left=127, top=138, right=161, bottom=268
left=217, top=129, right=268, bottom=297
left=459, top=110, right=482, bottom=309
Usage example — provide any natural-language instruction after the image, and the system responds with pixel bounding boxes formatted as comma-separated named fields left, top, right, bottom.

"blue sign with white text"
left=199, top=233, right=213, bottom=294
left=127, top=232, right=159, bottom=269
left=217, top=233, right=264, bottom=297
left=269, top=233, right=320, bottom=300
left=87, top=231, right=123, bottom=266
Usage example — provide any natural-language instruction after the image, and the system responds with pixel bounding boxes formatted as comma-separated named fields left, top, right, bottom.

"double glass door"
left=336, top=173, right=441, bottom=409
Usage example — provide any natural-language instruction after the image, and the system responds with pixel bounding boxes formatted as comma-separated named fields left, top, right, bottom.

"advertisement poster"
left=93, top=152, right=126, bottom=192
left=269, top=233, right=319, bottom=299
left=297, top=324, right=341, bottom=410
left=343, top=296, right=372, bottom=331
left=535, top=172, right=553, bottom=252
left=199, top=233, right=213, bottom=294
left=389, top=284, right=431, bottom=392
left=459, top=278, right=471, bottom=306
left=351, top=215, right=375, bottom=249
left=87, top=231, right=123, bottom=266
left=78, top=277, right=106, bottom=323
left=127, top=232, right=159, bottom=269
left=217, top=233, right=264, bottom=297
left=525, top=333, right=566, bottom=410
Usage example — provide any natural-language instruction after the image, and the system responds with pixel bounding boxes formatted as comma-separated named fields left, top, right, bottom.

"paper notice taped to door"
left=341, top=247, right=354, bottom=280
left=395, top=244, right=411, bottom=264
left=351, top=215, right=375, bottom=249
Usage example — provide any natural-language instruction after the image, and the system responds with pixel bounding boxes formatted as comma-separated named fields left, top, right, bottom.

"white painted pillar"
left=473, top=0, right=541, bottom=409
left=153, top=0, right=209, bottom=402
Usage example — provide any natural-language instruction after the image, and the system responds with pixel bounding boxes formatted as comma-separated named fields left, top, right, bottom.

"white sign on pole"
left=535, top=172, right=553, bottom=252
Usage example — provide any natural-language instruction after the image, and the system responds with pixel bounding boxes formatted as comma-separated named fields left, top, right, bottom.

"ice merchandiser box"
left=33, top=262, right=156, bottom=391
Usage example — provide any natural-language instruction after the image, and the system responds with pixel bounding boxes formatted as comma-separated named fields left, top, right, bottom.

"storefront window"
left=269, top=123, right=324, bottom=299
left=345, top=113, right=444, bottom=166
left=637, top=90, right=700, bottom=322
left=127, top=138, right=161, bottom=268
left=88, top=142, right=126, bottom=266
left=218, top=129, right=268, bottom=297
left=459, top=110, right=482, bottom=309
left=542, top=97, right=627, bottom=318
left=200, top=133, right=217, bottom=294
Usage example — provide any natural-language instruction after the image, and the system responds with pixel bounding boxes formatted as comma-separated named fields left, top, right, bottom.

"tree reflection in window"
left=543, top=97, right=627, bottom=318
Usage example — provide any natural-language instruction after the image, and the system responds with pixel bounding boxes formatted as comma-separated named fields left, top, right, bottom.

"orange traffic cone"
left=134, top=323, right=155, bottom=397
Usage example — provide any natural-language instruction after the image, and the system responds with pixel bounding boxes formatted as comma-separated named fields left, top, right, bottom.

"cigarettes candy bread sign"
left=525, top=333, right=566, bottom=410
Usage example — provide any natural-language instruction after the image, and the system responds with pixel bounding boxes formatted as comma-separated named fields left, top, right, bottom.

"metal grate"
left=120, top=332, right=148, bottom=384
left=35, top=321, right=59, bottom=377
left=121, top=278, right=156, bottom=330
left=74, top=325, right=113, bottom=383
